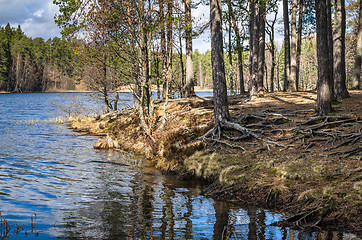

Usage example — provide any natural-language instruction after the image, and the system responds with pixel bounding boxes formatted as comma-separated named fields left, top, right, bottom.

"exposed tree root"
left=198, top=118, right=288, bottom=150
left=198, top=112, right=361, bottom=155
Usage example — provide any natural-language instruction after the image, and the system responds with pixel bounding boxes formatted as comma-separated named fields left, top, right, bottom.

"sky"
left=0, top=0, right=212, bottom=51
left=0, top=0, right=282, bottom=53
left=0, top=0, right=61, bottom=40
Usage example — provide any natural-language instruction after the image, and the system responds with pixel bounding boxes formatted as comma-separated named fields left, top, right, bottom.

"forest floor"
left=68, top=90, right=362, bottom=235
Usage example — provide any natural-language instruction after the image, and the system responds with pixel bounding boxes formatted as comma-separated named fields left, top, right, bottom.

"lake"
left=0, top=93, right=355, bottom=239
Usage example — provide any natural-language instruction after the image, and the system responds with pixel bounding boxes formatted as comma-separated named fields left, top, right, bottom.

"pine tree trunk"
left=128, top=4, right=140, bottom=107
left=249, top=1, right=255, bottom=91
left=228, top=19, right=234, bottom=94
left=102, top=60, right=110, bottom=114
left=159, top=0, right=168, bottom=99
left=249, top=0, right=259, bottom=99
left=266, top=8, right=277, bottom=93
left=178, top=28, right=186, bottom=97
left=257, top=2, right=265, bottom=95
left=333, top=0, right=349, bottom=99
left=210, top=0, right=230, bottom=125
left=352, top=0, right=362, bottom=90
left=296, top=0, right=303, bottom=91
left=283, top=0, right=291, bottom=91
left=165, top=0, right=173, bottom=99
left=326, top=0, right=335, bottom=98
left=198, top=59, right=203, bottom=88
left=185, top=0, right=195, bottom=98
left=228, top=0, right=244, bottom=93
left=290, top=0, right=297, bottom=91
left=315, top=0, right=333, bottom=116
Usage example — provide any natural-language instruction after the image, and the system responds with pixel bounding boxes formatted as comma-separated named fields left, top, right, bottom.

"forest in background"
left=0, top=24, right=76, bottom=92
left=0, top=1, right=360, bottom=98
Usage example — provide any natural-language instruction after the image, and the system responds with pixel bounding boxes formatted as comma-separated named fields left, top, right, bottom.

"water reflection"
left=56, top=165, right=357, bottom=240
left=0, top=93, right=358, bottom=240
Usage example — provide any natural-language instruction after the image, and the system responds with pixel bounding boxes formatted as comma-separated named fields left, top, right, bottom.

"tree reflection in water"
left=56, top=156, right=352, bottom=240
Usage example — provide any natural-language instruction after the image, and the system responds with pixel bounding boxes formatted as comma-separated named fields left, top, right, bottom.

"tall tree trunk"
left=237, top=42, right=245, bottom=94
left=228, top=0, right=245, bottom=93
left=160, top=0, right=168, bottom=100
left=198, top=59, right=203, bottom=88
left=249, top=0, right=259, bottom=99
left=184, top=0, right=196, bottom=97
left=128, top=4, right=140, bottom=107
left=137, top=0, right=153, bottom=134
left=326, top=0, right=335, bottom=98
left=155, top=46, right=161, bottom=99
left=160, top=0, right=173, bottom=128
left=210, top=0, right=230, bottom=125
left=333, top=0, right=349, bottom=99
left=290, top=0, right=297, bottom=91
left=227, top=7, right=235, bottom=95
left=315, top=0, right=333, bottom=116
left=249, top=1, right=255, bottom=90
left=102, top=58, right=110, bottom=113
left=266, top=8, right=278, bottom=93
left=165, top=0, right=173, bottom=99
left=159, top=0, right=167, bottom=100
left=296, top=0, right=303, bottom=91
left=352, top=0, right=362, bottom=90
left=178, top=28, right=186, bottom=97
left=277, top=53, right=280, bottom=91
left=257, top=2, right=265, bottom=95
left=283, top=0, right=291, bottom=91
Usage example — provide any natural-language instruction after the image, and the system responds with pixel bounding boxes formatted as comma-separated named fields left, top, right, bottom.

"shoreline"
left=0, top=85, right=214, bottom=94
left=68, top=91, right=362, bottom=236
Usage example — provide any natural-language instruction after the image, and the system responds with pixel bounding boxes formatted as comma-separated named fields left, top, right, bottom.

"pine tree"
left=315, top=0, right=333, bottom=115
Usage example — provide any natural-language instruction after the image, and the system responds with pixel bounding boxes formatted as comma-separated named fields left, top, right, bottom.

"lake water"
left=0, top=93, right=356, bottom=239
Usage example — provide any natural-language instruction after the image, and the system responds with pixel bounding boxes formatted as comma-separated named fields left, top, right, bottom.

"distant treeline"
left=0, top=24, right=78, bottom=92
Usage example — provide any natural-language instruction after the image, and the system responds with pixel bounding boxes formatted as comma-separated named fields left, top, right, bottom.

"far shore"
left=0, top=85, right=214, bottom=94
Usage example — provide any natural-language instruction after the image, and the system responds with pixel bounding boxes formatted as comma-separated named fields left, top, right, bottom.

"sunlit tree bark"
left=210, top=0, right=230, bottom=125
left=352, top=0, right=362, bottom=89
left=296, top=0, right=303, bottom=91
left=227, top=0, right=245, bottom=93
left=333, top=0, right=350, bottom=99
left=283, top=0, right=291, bottom=91
left=290, top=0, right=297, bottom=91
left=316, top=0, right=333, bottom=115
left=184, top=0, right=196, bottom=98
left=249, top=0, right=259, bottom=99
left=257, top=1, right=266, bottom=95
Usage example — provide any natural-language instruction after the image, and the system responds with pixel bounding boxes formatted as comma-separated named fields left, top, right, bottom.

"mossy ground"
left=68, top=91, right=362, bottom=235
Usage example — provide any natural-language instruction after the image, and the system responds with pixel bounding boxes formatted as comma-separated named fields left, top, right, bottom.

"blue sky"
left=0, top=0, right=61, bottom=40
